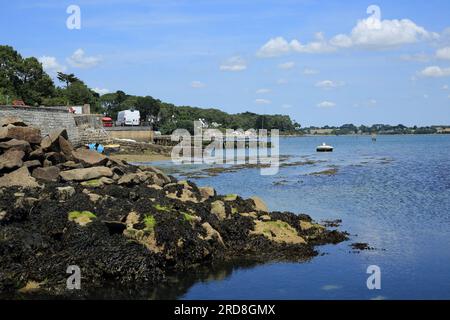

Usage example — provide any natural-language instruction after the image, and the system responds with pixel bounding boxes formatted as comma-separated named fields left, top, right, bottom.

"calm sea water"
left=150, top=135, right=450, bottom=300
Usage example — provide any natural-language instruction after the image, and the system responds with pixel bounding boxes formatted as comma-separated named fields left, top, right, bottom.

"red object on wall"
left=12, top=100, right=26, bottom=106
left=102, top=117, right=113, bottom=127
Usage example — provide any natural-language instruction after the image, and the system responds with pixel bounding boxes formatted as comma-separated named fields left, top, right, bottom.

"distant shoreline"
left=284, top=133, right=450, bottom=137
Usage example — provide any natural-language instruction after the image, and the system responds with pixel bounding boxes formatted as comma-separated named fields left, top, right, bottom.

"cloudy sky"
left=1, top=0, right=450, bottom=126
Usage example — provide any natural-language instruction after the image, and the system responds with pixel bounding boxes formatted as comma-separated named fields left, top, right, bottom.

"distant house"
left=197, top=118, right=208, bottom=128
left=436, top=127, right=450, bottom=134
left=69, top=106, right=83, bottom=114
left=310, top=128, right=334, bottom=135
left=68, top=104, right=90, bottom=115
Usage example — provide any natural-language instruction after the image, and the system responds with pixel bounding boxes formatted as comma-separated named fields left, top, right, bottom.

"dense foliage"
left=1, top=45, right=299, bottom=134
left=0, top=45, right=102, bottom=112
left=99, top=91, right=299, bottom=134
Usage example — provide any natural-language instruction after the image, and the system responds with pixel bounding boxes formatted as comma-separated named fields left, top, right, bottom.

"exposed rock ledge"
left=0, top=117, right=348, bottom=297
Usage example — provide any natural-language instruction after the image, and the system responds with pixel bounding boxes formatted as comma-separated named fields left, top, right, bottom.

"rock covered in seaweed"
left=0, top=119, right=348, bottom=297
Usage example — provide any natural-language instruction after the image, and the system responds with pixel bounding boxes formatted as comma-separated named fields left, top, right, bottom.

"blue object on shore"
left=97, top=144, right=104, bottom=153
left=88, top=143, right=104, bottom=154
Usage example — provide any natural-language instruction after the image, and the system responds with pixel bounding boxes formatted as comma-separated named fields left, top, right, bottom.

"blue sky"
left=1, top=0, right=450, bottom=126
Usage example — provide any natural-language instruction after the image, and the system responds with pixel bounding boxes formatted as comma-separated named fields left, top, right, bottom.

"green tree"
left=0, top=45, right=22, bottom=99
left=57, top=72, right=79, bottom=88
left=176, top=119, right=195, bottom=135
left=63, top=81, right=101, bottom=113
left=135, top=96, right=161, bottom=122
left=116, top=90, right=127, bottom=104
left=0, top=45, right=56, bottom=105
left=17, top=57, right=55, bottom=105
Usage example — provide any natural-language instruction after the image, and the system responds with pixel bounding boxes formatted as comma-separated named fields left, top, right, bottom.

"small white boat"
left=316, top=143, right=334, bottom=152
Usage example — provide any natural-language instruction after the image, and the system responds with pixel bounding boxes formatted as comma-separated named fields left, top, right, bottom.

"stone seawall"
left=106, top=129, right=153, bottom=143
left=0, top=105, right=80, bottom=146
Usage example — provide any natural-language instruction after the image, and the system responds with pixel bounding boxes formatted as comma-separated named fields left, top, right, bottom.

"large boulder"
left=166, top=187, right=198, bottom=203
left=201, top=222, right=225, bottom=247
left=138, top=165, right=166, bottom=176
left=199, top=186, right=215, bottom=201
left=0, top=149, right=25, bottom=171
left=145, top=171, right=170, bottom=186
left=29, top=148, right=44, bottom=160
left=41, top=129, right=68, bottom=151
left=117, top=173, right=141, bottom=185
left=45, top=152, right=66, bottom=165
left=5, top=126, right=41, bottom=144
left=56, top=186, right=76, bottom=201
left=23, top=160, right=42, bottom=170
left=210, top=200, right=226, bottom=220
left=250, top=196, right=269, bottom=212
left=59, top=166, right=113, bottom=182
left=0, top=167, right=40, bottom=188
left=251, top=220, right=306, bottom=245
left=59, top=161, right=83, bottom=169
left=138, top=166, right=171, bottom=185
left=32, top=166, right=61, bottom=182
left=58, top=136, right=73, bottom=159
left=72, top=148, right=108, bottom=167
left=0, top=116, right=27, bottom=127
left=0, top=127, right=8, bottom=140
left=0, top=139, right=31, bottom=153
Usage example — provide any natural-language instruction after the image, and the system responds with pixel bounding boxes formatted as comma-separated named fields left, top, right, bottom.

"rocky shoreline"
left=0, top=117, right=348, bottom=298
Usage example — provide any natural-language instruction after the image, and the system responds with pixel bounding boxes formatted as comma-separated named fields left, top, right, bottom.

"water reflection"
left=86, top=259, right=273, bottom=300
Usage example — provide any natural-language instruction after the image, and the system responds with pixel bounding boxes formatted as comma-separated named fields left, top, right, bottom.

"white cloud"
left=277, top=78, right=288, bottom=84
left=256, top=88, right=271, bottom=94
left=303, top=68, right=319, bottom=75
left=436, top=47, right=450, bottom=60
left=38, top=56, right=66, bottom=74
left=331, top=17, right=437, bottom=50
left=291, top=32, right=337, bottom=54
left=257, top=34, right=335, bottom=57
left=255, top=98, right=271, bottom=105
left=423, top=94, right=429, bottom=99
left=190, top=81, right=206, bottom=88
left=281, top=104, right=292, bottom=109
left=315, top=80, right=344, bottom=89
left=443, top=84, right=449, bottom=90
left=67, top=49, right=102, bottom=68
left=219, top=56, right=247, bottom=71
left=278, top=61, right=295, bottom=69
left=317, top=101, right=336, bottom=108
left=257, top=37, right=291, bottom=57
left=329, top=34, right=353, bottom=48
left=257, top=6, right=438, bottom=57
left=92, top=87, right=110, bottom=95
left=419, top=66, right=450, bottom=78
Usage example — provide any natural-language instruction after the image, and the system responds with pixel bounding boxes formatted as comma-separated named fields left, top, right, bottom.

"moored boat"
left=316, top=143, right=334, bottom=152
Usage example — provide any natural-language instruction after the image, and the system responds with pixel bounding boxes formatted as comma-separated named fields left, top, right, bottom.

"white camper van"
left=117, top=109, right=140, bottom=126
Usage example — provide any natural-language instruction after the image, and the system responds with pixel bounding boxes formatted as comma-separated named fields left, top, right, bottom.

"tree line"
left=0, top=45, right=102, bottom=112
left=302, top=123, right=439, bottom=135
left=100, top=91, right=300, bottom=134
left=0, top=45, right=300, bottom=135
